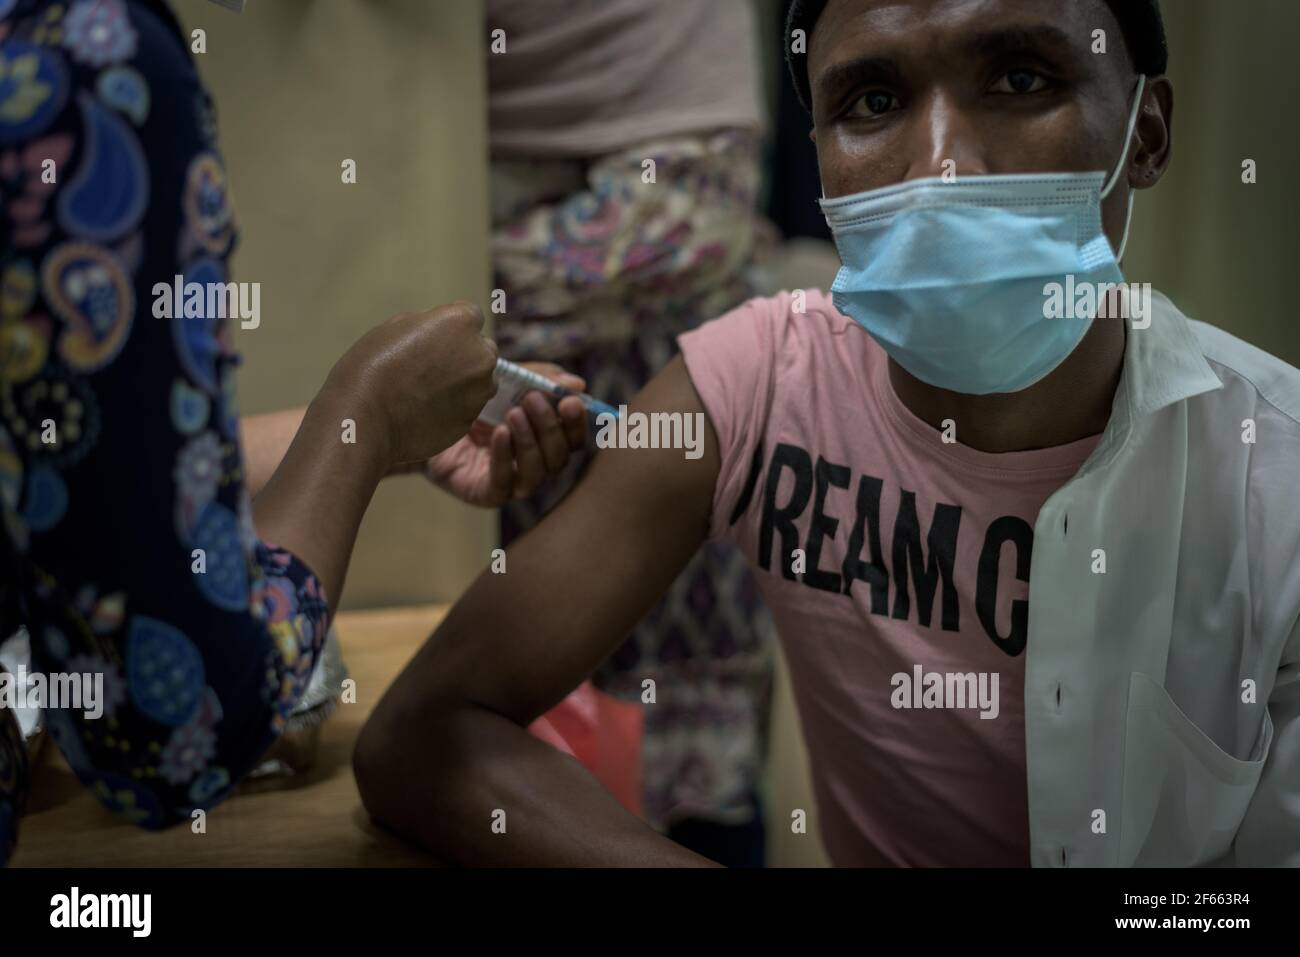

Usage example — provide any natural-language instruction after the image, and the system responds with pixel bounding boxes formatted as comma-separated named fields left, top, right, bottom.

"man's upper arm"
left=388, top=355, right=721, bottom=726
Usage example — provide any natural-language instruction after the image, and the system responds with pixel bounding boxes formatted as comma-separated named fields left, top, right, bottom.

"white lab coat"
left=1024, top=291, right=1300, bottom=866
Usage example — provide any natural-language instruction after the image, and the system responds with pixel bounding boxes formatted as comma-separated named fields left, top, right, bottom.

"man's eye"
left=848, top=90, right=900, bottom=117
left=991, top=69, right=1049, bottom=94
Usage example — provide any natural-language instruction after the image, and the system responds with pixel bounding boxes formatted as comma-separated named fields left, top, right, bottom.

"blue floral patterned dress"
left=0, top=0, right=329, bottom=865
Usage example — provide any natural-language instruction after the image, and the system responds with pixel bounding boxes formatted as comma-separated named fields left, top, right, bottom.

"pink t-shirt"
left=678, top=290, right=1102, bottom=866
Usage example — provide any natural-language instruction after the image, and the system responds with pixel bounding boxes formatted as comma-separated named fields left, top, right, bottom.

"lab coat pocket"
left=1119, top=671, right=1273, bottom=867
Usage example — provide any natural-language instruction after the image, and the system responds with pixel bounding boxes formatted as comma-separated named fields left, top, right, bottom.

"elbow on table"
left=353, top=697, right=461, bottom=850
left=352, top=707, right=397, bottom=825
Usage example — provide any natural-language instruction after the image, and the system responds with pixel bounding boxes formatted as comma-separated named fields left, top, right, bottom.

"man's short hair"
left=784, top=0, right=1168, bottom=112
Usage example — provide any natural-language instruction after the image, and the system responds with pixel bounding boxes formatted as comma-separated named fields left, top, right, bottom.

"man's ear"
left=1132, top=76, right=1174, bottom=189
left=809, top=127, right=818, bottom=145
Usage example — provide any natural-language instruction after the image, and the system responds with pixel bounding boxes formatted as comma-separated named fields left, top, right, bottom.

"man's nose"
left=902, top=93, right=989, bottom=181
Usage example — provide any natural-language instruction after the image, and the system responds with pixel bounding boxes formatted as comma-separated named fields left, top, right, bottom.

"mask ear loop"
left=1103, top=75, right=1147, bottom=261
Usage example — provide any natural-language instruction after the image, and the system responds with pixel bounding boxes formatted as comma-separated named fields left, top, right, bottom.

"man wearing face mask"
left=356, top=0, right=1300, bottom=867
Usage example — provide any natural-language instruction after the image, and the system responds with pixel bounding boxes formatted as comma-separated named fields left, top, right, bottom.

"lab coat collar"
left=1118, top=290, right=1223, bottom=420
left=1085, top=290, right=1224, bottom=471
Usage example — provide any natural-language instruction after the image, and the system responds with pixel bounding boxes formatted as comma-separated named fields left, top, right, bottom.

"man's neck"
left=887, top=319, right=1128, bottom=453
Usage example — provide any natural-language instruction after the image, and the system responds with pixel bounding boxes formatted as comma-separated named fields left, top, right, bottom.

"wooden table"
left=11, top=605, right=447, bottom=867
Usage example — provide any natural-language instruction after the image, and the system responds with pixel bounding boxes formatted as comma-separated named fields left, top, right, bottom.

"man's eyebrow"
left=813, top=55, right=899, bottom=101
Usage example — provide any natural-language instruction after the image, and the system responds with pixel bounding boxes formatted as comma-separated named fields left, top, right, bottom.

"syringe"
left=478, top=358, right=621, bottom=426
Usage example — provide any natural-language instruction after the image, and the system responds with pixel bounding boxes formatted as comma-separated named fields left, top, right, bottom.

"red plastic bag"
left=529, top=681, right=643, bottom=816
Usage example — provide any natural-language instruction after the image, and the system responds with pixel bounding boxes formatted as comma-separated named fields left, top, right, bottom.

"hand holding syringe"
left=478, top=358, right=621, bottom=427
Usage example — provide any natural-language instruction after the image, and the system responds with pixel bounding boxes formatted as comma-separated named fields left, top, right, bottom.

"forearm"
left=241, top=407, right=307, bottom=499
left=356, top=547, right=711, bottom=866
left=252, top=388, right=387, bottom=616
left=358, top=703, right=716, bottom=866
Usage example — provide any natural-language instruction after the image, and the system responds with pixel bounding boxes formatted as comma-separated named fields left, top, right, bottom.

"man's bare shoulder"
left=583, top=355, right=720, bottom=512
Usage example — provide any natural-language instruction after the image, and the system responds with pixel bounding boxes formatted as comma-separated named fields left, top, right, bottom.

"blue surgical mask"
left=820, top=76, right=1147, bottom=395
